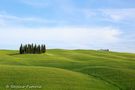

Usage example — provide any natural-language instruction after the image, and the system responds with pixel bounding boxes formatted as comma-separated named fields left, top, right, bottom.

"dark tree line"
left=19, top=44, right=46, bottom=54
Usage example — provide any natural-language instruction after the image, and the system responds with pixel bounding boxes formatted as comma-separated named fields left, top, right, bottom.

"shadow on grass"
left=8, top=53, right=20, bottom=56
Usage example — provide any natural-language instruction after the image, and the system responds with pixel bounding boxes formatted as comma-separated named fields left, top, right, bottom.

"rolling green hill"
left=0, top=49, right=134, bottom=90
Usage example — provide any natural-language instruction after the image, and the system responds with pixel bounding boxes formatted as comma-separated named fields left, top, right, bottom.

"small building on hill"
left=99, top=49, right=110, bottom=52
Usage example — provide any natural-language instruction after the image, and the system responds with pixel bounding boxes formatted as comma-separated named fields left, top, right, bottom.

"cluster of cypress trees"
left=19, top=44, right=46, bottom=54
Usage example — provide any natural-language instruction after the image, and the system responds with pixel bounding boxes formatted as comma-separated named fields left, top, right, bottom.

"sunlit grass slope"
left=0, top=65, right=118, bottom=90
left=0, top=49, right=134, bottom=90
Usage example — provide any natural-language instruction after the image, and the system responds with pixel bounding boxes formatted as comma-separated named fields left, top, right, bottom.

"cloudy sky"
left=0, top=0, right=135, bottom=52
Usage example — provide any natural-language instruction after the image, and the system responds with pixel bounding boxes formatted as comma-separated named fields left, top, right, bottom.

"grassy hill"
left=0, top=49, right=134, bottom=90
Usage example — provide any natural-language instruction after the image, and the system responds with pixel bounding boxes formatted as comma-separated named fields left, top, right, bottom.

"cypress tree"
left=24, top=45, right=26, bottom=54
left=28, top=44, right=32, bottom=54
left=37, top=45, right=40, bottom=54
left=34, top=44, right=37, bottom=54
left=41, top=44, right=44, bottom=53
left=19, top=44, right=23, bottom=54
left=31, top=43, right=34, bottom=54
left=19, top=44, right=46, bottom=54
left=22, top=45, right=24, bottom=54
left=25, top=44, right=28, bottom=53
left=43, top=44, right=46, bottom=53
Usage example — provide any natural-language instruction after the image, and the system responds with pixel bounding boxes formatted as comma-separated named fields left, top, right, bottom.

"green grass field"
left=0, top=49, right=134, bottom=90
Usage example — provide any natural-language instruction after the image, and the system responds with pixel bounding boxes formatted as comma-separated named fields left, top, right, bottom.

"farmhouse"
left=99, top=49, right=110, bottom=51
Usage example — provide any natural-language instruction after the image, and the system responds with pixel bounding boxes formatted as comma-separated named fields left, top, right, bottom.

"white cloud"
left=0, top=26, right=121, bottom=49
left=81, top=9, right=96, bottom=18
left=0, top=12, right=64, bottom=27
left=101, top=8, right=135, bottom=22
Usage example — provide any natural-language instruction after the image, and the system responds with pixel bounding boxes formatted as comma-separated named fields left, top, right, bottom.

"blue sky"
left=0, top=0, right=135, bottom=52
